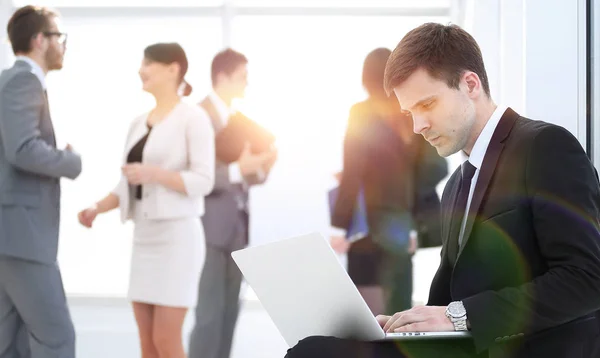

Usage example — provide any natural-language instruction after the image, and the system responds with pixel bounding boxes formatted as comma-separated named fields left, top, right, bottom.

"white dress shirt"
left=16, top=56, right=46, bottom=89
left=458, top=105, right=508, bottom=245
left=207, top=91, right=245, bottom=183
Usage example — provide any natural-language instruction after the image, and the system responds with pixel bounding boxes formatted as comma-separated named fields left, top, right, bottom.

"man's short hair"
left=7, top=5, right=59, bottom=55
left=384, top=23, right=490, bottom=97
left=211, top=48, right=248, bottom=86
left=362, top=47, right=392, bottom=98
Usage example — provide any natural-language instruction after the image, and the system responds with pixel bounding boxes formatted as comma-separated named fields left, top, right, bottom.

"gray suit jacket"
left=199, top=97, right=268, bottom=251
left=0, top=60, right=82, bottom=264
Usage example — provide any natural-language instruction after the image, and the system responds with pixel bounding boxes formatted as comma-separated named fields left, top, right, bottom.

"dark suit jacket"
left=332, top=99, right=417, bottom=247
left=427, top=108, right=600, bottom=357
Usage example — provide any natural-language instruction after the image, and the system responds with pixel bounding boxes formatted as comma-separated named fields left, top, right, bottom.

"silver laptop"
left=231, top=232, right=471, bottom=347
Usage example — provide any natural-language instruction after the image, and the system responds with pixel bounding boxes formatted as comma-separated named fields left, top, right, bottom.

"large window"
left=13, top=0, right=224, bottom=6
left=4, top=1, right=450, bottom=297
left=231, top=15, right=447, bottom=246
left=49, top=16, right=223, bottom=296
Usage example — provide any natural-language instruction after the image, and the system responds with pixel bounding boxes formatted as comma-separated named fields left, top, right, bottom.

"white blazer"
left=112, top=101, right=215, bottom=223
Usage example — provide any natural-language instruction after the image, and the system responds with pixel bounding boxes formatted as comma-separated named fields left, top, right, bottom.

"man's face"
left=42, top=16, right=67, bottom=71
left=222, top=63, right=248, bottom=99
left=393, top=68, right=476, bottom=157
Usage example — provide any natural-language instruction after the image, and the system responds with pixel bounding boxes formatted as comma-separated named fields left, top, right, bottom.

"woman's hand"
left=78, top=205, right=98, bottom=228
left=330, top=235, right=351, bottom=254
left=122, top=163, right=160, bottom=185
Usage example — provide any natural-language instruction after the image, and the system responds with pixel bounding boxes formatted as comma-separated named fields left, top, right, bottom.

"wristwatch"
left=445, top=301, right=468, bottom=331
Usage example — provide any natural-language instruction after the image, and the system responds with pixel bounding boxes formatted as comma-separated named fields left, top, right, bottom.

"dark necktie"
left=448, top=160, right=477, bottom=263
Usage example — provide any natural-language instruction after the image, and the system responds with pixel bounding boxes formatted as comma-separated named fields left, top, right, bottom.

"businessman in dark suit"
left=284, top=22, right=600, bottom=358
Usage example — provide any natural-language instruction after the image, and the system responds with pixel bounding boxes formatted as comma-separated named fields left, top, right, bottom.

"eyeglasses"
left=43, top=31, right=67, bottom=45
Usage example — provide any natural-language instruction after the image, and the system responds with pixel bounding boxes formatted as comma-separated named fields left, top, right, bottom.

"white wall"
left=462, top=0, right=589, bottom=146
left=0, top=0, right=14, bottom=69
left=523, top=0, right=587, bottom=145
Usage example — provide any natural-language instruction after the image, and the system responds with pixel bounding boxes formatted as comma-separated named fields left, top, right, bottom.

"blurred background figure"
left=77, top=43, right=215, bottom=358
left=330, top=48, right=446, bottom=315
left=189, top=48, right=277, bottom=358
left=331, top=48, right=417, bottom=315
left=0, top=5, right=80, bottom=358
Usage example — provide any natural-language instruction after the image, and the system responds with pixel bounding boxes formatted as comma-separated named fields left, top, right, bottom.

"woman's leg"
left=132, top=301, right=159, bottom=358
left=152, top=305, right=188, bottom=358
left=348, top=237, right=386, bottom=315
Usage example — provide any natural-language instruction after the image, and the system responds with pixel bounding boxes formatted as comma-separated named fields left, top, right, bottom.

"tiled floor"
left=71, top=298, right=289, bottom=358
left=70, top=247, right=440, bottom=357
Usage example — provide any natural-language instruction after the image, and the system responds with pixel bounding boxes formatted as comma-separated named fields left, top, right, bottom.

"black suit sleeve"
left=462, top=125, right=600, bottom=352
left=331, top=106, right=367, bottom=230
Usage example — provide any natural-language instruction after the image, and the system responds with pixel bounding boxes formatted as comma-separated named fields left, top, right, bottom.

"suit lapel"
left=17, top=60, right=57, bottom=147
left=455, top=108, right=520, bottom=262
left=43, top=90, right=57, bottom=146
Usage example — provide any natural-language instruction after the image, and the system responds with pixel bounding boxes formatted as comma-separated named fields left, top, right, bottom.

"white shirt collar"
left=15, top=56, right=46, bottom=89
left=466, top=105, right=508, bottom=169
left=208, top=91, right=234, bottom=125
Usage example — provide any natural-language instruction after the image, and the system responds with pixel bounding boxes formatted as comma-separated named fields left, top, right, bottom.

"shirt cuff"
left=229, top=162, right=244, bottom=184
left=330, top=227, right=347, bottom=238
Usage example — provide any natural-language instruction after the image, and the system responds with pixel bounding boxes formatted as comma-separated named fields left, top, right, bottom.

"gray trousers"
left=0, top=256, right=75, bottom=358
left=188, top=221, right=245, bottom=358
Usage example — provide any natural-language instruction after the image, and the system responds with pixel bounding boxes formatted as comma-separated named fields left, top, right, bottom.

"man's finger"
left=383, top=312, right=404, bottom=332
left=386, top=313, right=425, bottom=333
left=394, top=322, right=426, bottom=333
left=375, top=315, right=391, bottom=328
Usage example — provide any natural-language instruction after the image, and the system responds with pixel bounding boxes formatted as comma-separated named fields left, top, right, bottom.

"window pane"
left=231, top=15, right=447, bottom=245
left=47, top=16, right=222, bottom=296
left=231, top=0, right=450, bottom=7
left=12, top=0, right=224, bottom=7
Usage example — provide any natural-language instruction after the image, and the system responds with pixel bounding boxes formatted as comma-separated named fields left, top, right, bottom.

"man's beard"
left=44, top=48, right=63, bottom=71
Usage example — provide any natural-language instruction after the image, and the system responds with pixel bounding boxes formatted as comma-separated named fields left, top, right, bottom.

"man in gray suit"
left=189, top=48, right=277, bottom=358
left=0, top=6, right=82, bottom=358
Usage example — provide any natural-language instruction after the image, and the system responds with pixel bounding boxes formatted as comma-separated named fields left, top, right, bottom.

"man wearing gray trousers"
left=0, top=6, right=82, bottom=358
left=189, top=48, right=277, bottom=358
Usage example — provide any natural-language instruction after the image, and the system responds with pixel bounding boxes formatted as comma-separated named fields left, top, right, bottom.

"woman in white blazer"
left=77, top=43, right=215, bottom=358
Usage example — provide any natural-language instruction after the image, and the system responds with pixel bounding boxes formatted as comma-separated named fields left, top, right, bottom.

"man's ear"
left=30, top=32, right=44, bottom=51
left=463, top=71, right=482, bottom=98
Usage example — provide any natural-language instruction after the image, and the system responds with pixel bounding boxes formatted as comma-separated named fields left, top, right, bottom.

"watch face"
left=448, top=303, right=465, bottom=317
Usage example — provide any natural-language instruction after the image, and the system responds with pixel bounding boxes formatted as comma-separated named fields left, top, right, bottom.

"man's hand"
left=263, top=147, right=278, bottom=171
left=376, top=305, right=454, bottom=333
left=122, top=163, right=160, bottom=185
left=238, top=142, right=274, bottom=176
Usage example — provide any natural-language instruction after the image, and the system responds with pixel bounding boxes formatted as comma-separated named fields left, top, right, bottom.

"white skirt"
left=128, top=204, right=206, bottom=308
